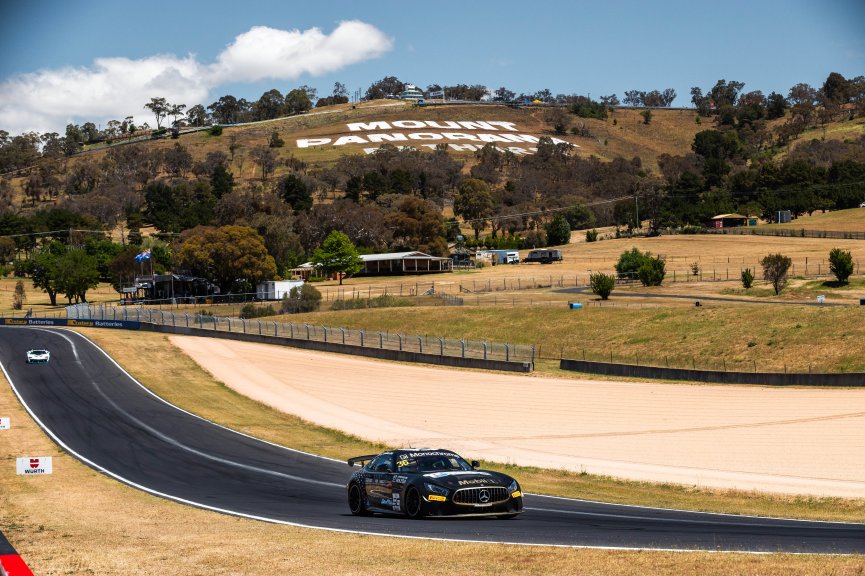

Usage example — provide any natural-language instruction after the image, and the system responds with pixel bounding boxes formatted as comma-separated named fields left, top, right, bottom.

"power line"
left=451, top=195, right=635, bottom=226
left=0, top=229, right=107, bottom=239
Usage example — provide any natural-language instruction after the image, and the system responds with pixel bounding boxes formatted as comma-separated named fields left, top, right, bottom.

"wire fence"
left=71, top=304, right=536, bottom=364
left=699, top=227, right=865, bottom=240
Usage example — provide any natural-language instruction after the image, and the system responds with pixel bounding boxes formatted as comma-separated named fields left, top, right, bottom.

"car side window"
left=368, top=454, right=394, bottom=473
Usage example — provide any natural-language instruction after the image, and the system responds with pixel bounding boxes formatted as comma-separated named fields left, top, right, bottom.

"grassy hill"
left=7, top=100, right=864, bottom=208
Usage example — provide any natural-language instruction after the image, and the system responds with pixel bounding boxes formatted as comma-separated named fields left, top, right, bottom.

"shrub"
left=741, top=268, right=755, bottom=289
left=269, top=131, right=285, bottom=148
left=330, top=295, right=415, bottom=310
left=12, top=280, right=25, bottom=310
left=640, top=109, right=652, bottom=125
left=615, top=247, right=648, bottom=276
left=585, top=229, right=598, bottom=242
left=829, top=248, right=853, bottom=283
left=280, top=283, right=322, bottom=313
left=239, top=303, right=277, bottom=319
left=589, top=272, right=616, bottom=300
left=208, top=125, right=223, bottom=136
left=760, top=253, right=792, bottom=295
left=637, top=256, right=666, bottom=286
left=615, top=247, right=665, bottom=286
left=690, top=261, right=700, bottom=276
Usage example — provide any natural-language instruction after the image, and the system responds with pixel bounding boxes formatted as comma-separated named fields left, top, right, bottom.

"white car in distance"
left=26, top=349, right=50, bottom=364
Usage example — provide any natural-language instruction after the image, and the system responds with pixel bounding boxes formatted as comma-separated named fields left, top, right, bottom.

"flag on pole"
left=134, top=249, right=152, bottom=262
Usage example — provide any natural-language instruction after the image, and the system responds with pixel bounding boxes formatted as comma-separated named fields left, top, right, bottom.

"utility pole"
left=635, top=195, right=640, bottom=232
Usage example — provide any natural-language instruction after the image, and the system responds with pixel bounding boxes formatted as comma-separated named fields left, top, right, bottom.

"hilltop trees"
left=623, top=89, right=677, bottom=107
left=144, top=97, right=170, bottom=129
left=364, top=76, right=405, bottom=100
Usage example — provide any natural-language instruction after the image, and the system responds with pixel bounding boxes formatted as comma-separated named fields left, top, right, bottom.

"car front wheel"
left=404, top=486, right=425, bottom=519
left=348, top=483, right=370, bottom=516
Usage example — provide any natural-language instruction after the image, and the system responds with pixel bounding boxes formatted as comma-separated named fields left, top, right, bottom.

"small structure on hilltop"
left=399, top=84, right=424, bottom=101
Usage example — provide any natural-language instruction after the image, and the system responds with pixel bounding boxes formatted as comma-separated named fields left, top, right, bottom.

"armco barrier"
left=143, top=324, right=533, bottom=373
left=559, top=359, right=865, bottom=386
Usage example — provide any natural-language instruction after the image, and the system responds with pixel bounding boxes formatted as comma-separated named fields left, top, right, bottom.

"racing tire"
left=348, top=483, right=370, bottom=516
left=497, top=513, right=519, bottom=519
left=404, top=486, right=425, bottom=519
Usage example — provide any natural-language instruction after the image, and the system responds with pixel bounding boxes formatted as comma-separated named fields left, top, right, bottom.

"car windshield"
left=395, top=452, right=472, bottom=473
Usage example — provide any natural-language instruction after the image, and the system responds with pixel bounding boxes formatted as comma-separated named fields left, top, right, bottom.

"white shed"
left=256, top=280, right=304, bottom=301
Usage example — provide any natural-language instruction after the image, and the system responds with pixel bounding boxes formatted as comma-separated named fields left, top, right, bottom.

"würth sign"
left=16, top=456, right=53, bottom=475
left=296, top=120, right=577, bottom=156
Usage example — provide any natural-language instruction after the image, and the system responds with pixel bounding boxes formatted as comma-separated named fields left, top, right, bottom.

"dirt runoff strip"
left=170, top=336, right=865, bottom=498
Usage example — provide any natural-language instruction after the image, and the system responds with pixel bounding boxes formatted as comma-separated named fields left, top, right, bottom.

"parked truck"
left=475, top=249, right=520, bottom=265
left=524, top=249, right=563, bottom=264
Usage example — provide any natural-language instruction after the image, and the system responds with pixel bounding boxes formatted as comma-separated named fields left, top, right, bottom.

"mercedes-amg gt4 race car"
left=347, top=448, right=523, bottom=519
left=26, top=349, right=50, bottom=363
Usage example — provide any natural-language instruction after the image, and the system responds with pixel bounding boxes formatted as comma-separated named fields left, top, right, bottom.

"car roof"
left=394, top=448, right=459, bottom=457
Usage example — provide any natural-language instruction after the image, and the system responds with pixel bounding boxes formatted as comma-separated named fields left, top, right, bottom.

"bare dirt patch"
left=170, top=337, right=865, bottom=498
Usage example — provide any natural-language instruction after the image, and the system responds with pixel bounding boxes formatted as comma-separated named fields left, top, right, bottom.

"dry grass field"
left=2, top=329, right=864, bottom=575
left=763, top=207, right=865, bottom=233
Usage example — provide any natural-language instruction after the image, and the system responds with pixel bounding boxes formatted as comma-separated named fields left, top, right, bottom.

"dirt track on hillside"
left=170, top=336, right=865, bottom=498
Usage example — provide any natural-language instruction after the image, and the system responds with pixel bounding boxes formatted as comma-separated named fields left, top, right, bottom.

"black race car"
left=346, top=448, right=523, bottom=519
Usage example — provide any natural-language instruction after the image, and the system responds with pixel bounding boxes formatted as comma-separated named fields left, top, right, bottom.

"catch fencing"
left=74, top=304, right=535, bottom=366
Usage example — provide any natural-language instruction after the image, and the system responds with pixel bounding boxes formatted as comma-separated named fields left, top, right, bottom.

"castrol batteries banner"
left=16, top=456, right=52, bottom=475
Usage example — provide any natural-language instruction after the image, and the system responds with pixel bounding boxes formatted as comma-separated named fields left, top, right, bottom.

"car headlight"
left=424, top=483, right=449, bottom=496
left=508, top=480, right=522, bottom=498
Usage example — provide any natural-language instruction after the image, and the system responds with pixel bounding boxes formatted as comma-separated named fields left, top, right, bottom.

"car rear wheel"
left=348, top=483, right=370, bottom=516
left=404, top=486, right=425, bottom=519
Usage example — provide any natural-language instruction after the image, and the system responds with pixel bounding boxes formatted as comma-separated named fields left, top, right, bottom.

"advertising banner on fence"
left=16, top=456, right=52, bottom=475
left=0, top=318, right=140, bottom=330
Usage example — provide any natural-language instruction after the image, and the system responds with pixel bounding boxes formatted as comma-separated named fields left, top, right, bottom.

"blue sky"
left=1, top=0, right=863, bottom=135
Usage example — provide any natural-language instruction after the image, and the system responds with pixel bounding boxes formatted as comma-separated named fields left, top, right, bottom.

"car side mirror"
left=471, top=460, right=480, bottom=469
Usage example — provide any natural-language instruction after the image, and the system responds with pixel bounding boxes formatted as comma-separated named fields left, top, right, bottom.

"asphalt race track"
left=2, top=326, right=863, bottom=553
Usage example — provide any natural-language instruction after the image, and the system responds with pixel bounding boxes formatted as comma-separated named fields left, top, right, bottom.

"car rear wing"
left=347, top=454, right=378, bottom=467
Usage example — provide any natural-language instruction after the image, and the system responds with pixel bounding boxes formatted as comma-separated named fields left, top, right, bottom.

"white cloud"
left=209, top=21, right=392, bottom=84
left=0, top=21, right=392, bottom=135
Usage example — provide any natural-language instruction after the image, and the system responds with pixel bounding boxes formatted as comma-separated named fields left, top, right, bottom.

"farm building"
left=709, top=214, right=756, bottom=228
left=359, top=251, right=452, bottom=275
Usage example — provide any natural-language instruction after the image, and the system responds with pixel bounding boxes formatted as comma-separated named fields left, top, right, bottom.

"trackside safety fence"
left=70, top=305, right=535, bottom=367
